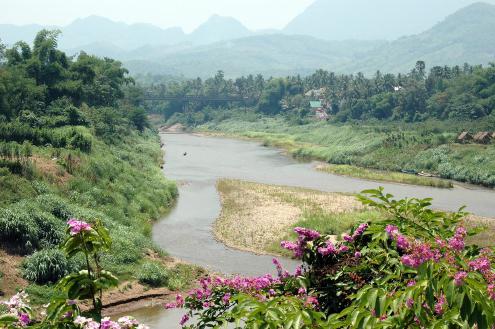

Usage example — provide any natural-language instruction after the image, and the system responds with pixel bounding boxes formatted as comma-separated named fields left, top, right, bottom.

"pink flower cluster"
left=74, top=316, right=148, bottom=329
left=1, top=292, right=31, bottom=327
left=342, top=223, right=369, bottom=243
left=434, top=294, right=446, bottom=315
left=401, top=242, right=441, bottom=268
left=281, top=227, right=320, bottom=258
left=317, top=241, right=349, bottom=256
left=67, top=218, right=92, bottom=235
left=386, top=225, right=410, bottom=250
left=448, top=227, right=467, bottom=251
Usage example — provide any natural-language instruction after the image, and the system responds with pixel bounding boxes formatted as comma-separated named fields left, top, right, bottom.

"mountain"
left=346, top=2, right=495, bottom=73
left=59, top=16, right=185, bottom=50
left=284, top=0, right=495, bottom=40
left=0, top=16, right=186, bottom=50
left=123, top=3, right=495, bottom=78
left=188, top=15, right=252, bottom=45
left=123, top=35, right=384, bottom=78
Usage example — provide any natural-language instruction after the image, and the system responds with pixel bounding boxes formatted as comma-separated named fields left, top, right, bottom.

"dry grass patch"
left=214, top=179, right=364, bottom=255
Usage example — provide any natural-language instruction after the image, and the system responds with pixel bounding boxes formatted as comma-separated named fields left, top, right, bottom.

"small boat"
left=417, top=171, right=439, bottom=178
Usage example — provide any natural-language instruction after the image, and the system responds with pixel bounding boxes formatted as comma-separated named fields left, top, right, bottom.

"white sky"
left=1, top=0, right=315, bottom=32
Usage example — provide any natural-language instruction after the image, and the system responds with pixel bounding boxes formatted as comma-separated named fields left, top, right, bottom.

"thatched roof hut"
left=473, top=131, right=492, bottom=144
left=457, top=131, right=472, bottom=143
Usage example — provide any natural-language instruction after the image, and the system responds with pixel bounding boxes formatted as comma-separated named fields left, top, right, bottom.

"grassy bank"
left=198, top=117, right=495, bottom=188
left=316, top=163, right=453, bottom=188
left=0, top=127, right=205, bottom=303
left=214, top=179, right=495, bottom=257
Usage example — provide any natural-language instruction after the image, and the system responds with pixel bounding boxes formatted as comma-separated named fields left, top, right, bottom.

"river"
left=129, top=133, right=494, bottom=327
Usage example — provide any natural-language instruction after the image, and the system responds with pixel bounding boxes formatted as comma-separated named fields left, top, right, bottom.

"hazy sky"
left=1, top=0, right=315, bottom=32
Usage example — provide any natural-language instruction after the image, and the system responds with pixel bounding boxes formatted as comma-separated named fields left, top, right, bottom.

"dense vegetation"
left=147, top=61, right=495, bottom=123
left=143, top=62, right=495, bottom=187
left=0, top=31, right=179, bottom=299
left=169, top=190, right=495, bottom=328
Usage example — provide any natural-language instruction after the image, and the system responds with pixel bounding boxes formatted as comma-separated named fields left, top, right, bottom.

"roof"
left=310, top=101, right=322, bottom=108
left=457, top=131, right=471, bottom=140
left=474, top=131, right=492, bottom=141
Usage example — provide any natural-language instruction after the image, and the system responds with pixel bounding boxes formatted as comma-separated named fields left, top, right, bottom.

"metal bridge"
left=142, top=95, right=251, bottom=102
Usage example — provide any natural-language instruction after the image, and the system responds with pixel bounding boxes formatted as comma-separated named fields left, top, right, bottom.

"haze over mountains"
left=284, top=0, right=495, bottom=40
left=1, top=1, right=495, bottom=78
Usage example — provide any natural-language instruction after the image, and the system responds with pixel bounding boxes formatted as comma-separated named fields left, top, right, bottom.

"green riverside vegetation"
left=0, top=31, right=184, bottom=301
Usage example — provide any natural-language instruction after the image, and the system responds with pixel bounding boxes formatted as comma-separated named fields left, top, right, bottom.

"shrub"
left=22, top=249, right=75, bottom=284
left=137, top=262, right=169, bottom=287
left=0, top=207, right=40, bottom=253
left=172, top=189, right=495, bottom=328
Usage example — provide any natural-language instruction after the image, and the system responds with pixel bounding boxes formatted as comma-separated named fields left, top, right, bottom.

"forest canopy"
left=143, top=61, right=495, bottom=125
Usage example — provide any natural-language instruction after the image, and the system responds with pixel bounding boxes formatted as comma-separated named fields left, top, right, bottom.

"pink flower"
left=222, top=293, right=231, bottom=303
left=179, top=314, right=190, bottom=326
left=318, top=241, right=337, bottom=256
left=67, top=218, right=91, bottom=235
left=297, top=287, right=307, bottom=295
left=100, top=317, right=120, bottom=329
left=407, top=280, right=416, bottom=287
left=488, top=284, right=495, bottom=300
left=469, top=257, right=491, bottom=273
left=434, top=294, right=446, bottom=315
left=294, top=227, right=320, bottom=240
left=385, top=225, right=399, bottom=237
left=354, top=251, right=362, bottom=258
left=396, top=235, right=410, bottom=250
left=353, top=223, right=369, bottom=238
left=454, top=271, right=468, bottom=286
left=338, top=245, right=349, bottom=253
left=18, top=313, right=30, bottom=326
left=304, top=296, right=319, bottom=308
left=175, top=294, right=184, bottom=307
left=343, top=234, right=354, bottom=242
left=406, top=298, right=414, bottom=308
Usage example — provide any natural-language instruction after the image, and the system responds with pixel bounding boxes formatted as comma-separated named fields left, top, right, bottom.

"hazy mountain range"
left=1, top=1, right=495, bottom=77
left=284, top=0, right=495, bottom=40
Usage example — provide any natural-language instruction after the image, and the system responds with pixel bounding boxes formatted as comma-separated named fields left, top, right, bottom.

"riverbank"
left=214, top=179, right=495, bottom=256
left=0, top=129, right=181, bottom=305
left=196, top=117, right=495, bottom=188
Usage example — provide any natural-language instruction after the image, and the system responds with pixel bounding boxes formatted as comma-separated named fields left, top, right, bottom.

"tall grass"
left=198, top=117, right=495, bottom=187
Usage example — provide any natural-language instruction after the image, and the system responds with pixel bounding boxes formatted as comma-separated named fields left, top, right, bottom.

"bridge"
left=142, top=95, right=252, bottom=102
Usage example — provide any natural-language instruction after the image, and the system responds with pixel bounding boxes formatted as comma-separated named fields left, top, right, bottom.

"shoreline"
left=193, top=129, right=492, bottom=191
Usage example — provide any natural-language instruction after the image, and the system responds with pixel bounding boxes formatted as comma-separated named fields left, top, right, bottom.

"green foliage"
left=22, top=249, right=76, bottom=284
left=137, top=261, right=169, bottom=287
left=178, top=189, right=495, bottom=328
left=145, top=62, right=495, bottom=125
left=227, top=294, right=327, bottom=329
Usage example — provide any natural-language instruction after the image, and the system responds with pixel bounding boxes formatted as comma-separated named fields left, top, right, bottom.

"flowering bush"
left=170, top=188, right=495, bottom=328
left=0, top=218, right=149, bottom=329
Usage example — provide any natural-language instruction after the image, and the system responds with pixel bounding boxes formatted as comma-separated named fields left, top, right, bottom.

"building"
left=456, top=131, right=472, bottom=143
left=309, top=101, right=329, bottom=120
left=473, top=131, right=492, bottom=144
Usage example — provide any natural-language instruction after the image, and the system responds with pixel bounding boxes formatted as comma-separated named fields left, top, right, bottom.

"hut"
left=310, top=101, right=329, bottom=120
left=473, top=131, right=492, bottom=144
left=456, top=131, right=472, bottom=143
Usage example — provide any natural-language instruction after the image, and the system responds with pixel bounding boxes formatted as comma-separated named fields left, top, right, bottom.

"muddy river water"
left=128, top=133, right=494, bottom=327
